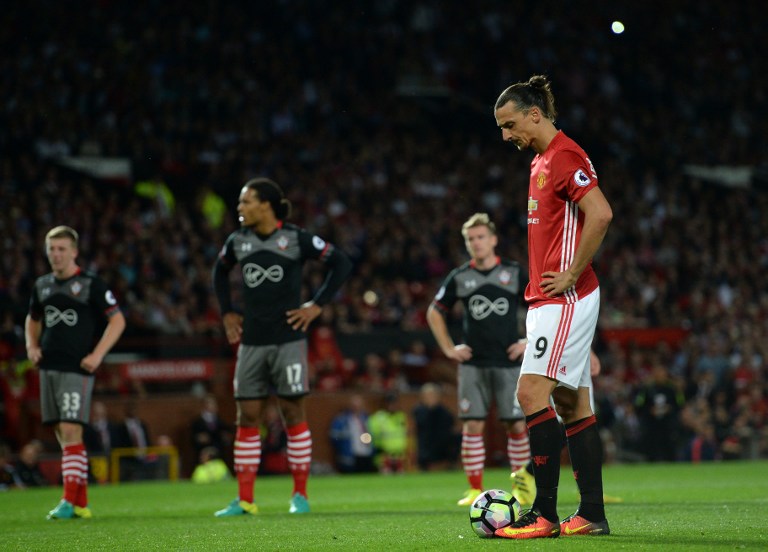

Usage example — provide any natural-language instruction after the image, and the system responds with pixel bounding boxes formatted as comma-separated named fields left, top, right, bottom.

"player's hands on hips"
left=507, top=340, right=526, bottom=361
left=446, top=344, right=472, bottom=362
left=541, top=270, right=578, bottom=297
left=222, top=312, right=243, bottom=344
left=81, top=352, right=103, bottom=373
left=287, top=301, right=322, bottom=332
left=26, top=345, right=43, bottom=365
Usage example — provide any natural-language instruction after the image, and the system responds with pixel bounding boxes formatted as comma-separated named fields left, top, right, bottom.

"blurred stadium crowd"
left=1, top=1, right=767, bottom=462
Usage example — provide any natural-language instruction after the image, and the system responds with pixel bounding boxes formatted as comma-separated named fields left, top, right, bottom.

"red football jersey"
left=525, top=130, right=600, bottom=307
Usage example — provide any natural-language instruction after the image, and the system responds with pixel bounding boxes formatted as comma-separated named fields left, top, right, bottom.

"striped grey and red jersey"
left=526, top=130, right=600, bottom=307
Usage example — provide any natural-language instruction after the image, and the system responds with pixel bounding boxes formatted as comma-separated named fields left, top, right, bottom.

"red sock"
left=62, top=443, right=87, bottom=505
left=234, top=426, right=261, bottom=503
left=286, top=422, right=312, bottom=498
left=76, top=448, right=89, bottom=507
left=507, top=430, right=530, bottom=473
left=461, top=433, right=485, bottom=489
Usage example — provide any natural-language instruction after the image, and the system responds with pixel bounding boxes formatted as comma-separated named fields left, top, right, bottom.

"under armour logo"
left=45, top=306, right=78, bottom=327
left=533, top=455, right=549, bottom=466
left=243, top=263, right=284, bottom=287
left=468, top=295, right=509, bottom=320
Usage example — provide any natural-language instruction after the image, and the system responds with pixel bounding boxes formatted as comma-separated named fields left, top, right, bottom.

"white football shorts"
left=521, top=288, right=600, bottom=390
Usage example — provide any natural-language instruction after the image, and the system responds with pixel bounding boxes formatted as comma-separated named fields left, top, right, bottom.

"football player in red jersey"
left=493, top=75, right=613, bottom=539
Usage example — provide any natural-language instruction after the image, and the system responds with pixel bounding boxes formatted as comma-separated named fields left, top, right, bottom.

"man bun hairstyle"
left=244, top=177, right=292, bottom=220
left=494, top=74, right=557, bottom=122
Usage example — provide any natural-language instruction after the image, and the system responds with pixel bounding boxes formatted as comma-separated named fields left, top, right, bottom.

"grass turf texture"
left=1, top=461, right=766, bottom=551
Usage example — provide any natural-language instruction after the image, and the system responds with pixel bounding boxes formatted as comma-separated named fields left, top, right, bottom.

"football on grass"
left=468, top=489, right=520, bottom=538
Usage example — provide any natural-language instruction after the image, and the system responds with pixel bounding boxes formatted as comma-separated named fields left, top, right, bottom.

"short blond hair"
left=45, top=226, right=79, bottom=248
left=461, top=213, right=496, bottom=239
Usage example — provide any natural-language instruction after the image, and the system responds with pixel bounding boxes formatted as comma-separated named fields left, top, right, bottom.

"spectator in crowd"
left=368, top=393, right=408, bottom=474
left=309, top=307, right=353, bottom=392
left=329, top=394, right=376, bottom=474
left=356, top=353, right=394, bottom=393
left=14, top=440, right=48, bottom=487
left=114, top=402, right=153, bottom=481
left=0, top=357, right=37, bottom=450
left=634, top=364, right=685, bottom=462
left=0, top=441, right=22, bottom=490
left=682, top=421, right=719, bottom=463
left=191, top=446, right=231, bottom=484
left=190, top=394, right=233, bottom=460
left=412, top=383, right=459, bottom=471
left=151, top=434, right=179, bottom=481
left=83, top=401, right=120, bottom=456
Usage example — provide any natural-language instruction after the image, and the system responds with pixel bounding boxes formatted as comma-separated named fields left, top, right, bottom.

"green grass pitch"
left=1, top=461, right=766, bottom=550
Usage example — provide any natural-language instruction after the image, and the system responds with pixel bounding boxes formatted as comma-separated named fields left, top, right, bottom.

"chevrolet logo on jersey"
left=528, top=197, right=538, bottom=212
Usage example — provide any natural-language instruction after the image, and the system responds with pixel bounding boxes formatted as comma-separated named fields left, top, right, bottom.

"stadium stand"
left=1, top=1, right=766, bottom=470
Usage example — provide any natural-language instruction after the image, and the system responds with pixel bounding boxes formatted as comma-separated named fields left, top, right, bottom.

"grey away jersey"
left=29, top=269, right=121, bottom=374
left=432, top=258, right=525, bottom=367
left=214, top=222, right=340, bottom=346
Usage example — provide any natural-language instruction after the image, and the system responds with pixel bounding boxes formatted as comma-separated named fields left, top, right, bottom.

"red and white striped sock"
left=234, top=426, right=261, bottom=504
left=287, top=422, right=312, bottom=498
left=75, top=448, right=89, bottom=508
left=507, top=430, right=531, bottom=473
left=62, top=443, right=88, bottom=505
left=461, top=433, right=485, bottom=490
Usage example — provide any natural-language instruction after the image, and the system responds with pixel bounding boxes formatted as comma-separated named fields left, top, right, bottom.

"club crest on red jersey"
left=536, top=172, right=546, bottom=189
